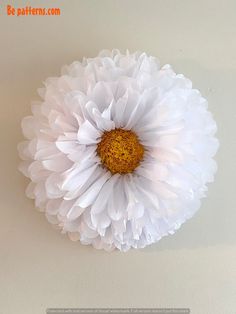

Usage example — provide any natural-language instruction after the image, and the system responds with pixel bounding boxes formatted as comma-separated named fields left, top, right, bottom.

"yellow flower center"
left=97, top=128, right=144, bottom=174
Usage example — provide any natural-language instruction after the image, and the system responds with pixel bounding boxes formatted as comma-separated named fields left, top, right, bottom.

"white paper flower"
left=18, top=50, right=219, bottom=251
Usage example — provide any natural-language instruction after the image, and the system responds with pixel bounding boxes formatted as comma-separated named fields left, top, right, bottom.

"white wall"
left=0, top=1, right=235, bottom=313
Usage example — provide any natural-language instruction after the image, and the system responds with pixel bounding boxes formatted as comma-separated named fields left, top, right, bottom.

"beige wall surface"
left=0, top=0, right=236, bottom=313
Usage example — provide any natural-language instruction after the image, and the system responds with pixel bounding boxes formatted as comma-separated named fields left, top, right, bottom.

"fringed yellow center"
left=97, top=128, right=144, bottom=174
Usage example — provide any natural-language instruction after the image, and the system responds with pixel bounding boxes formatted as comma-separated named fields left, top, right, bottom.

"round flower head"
left=18, top=50, right=219, bottom=251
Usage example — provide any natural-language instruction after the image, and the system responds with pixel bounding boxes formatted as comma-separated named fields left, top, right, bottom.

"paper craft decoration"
left=18, top=50, right=219, bottom=251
